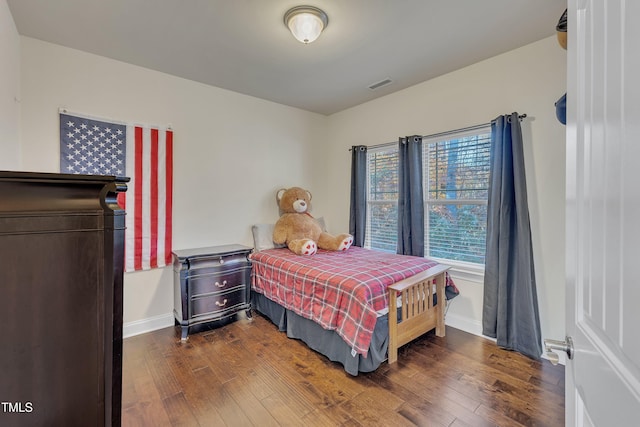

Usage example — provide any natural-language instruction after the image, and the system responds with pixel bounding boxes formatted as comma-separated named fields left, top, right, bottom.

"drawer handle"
left=219, top=258, right=224, bottom=265
left=215, top=299, right=228, bottom=307
left=214, top=280, right=227, bottom=288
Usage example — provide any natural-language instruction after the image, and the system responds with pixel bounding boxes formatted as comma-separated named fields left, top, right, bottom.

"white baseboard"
left=123, top=313, right=174, bottom=339
left=445, top=312, right=485, bottom=337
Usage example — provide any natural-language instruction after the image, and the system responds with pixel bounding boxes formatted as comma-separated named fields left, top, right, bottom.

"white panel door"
left=565, top=0, right=640, bottom=425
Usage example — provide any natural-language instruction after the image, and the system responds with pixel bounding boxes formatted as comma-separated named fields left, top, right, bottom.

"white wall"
left=0, top=0, right=21, bottom=169
left=325, top=37, right=567, bottom=343
left=19, top=37, right=327, bottom=333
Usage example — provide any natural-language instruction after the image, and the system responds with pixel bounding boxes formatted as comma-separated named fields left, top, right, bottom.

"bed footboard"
left=387, top=264, right=450, bottom=364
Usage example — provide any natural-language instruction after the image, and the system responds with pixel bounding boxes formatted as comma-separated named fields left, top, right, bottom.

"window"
left=365, top=148, right=398, bottom=252
left=364, top=127, right=491, bottom=266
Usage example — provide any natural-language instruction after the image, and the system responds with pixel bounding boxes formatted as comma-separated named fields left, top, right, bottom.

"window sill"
left=430, top=257, right=485, bottom=284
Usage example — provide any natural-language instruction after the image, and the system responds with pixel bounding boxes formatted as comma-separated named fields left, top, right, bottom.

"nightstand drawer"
left=187, top=251, right=249, bottom=272
left=190, top=287, right=246, bottom=318
left=189, top=266, right=250, bottom=297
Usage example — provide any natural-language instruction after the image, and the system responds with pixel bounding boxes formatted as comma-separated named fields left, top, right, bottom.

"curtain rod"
left=349, top=114, right=527, bottom=151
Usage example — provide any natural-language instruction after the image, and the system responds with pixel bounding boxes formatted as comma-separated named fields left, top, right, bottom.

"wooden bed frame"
left=387, top=263, right=450, bottom=364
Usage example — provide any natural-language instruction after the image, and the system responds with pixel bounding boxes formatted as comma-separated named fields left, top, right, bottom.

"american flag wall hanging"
left=59, top=111, right=173, bottom=272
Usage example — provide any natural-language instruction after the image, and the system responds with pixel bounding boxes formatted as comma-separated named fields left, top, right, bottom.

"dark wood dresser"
left=0, top=171, right=127, bottom=427
left=173, top=244, right=252, bottom=340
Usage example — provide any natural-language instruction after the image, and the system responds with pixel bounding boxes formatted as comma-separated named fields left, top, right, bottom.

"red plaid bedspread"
left=250, top=246, right=446, bottom=357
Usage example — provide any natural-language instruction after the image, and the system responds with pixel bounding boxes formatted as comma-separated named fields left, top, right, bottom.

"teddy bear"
left=273, top=187, right=353, bottom=255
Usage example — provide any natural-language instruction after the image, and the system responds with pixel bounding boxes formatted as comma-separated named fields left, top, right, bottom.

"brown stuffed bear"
left=273, top=187, right=353, bottom=255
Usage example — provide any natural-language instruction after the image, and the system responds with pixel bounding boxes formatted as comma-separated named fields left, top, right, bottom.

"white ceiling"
left=7, top=0, right=565, bottom=115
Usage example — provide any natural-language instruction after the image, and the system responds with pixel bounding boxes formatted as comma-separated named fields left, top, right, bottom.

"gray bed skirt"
left=251, top=291, right=389, bottom=376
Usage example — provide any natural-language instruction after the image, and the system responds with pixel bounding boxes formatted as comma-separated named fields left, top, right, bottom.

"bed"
left=250, top=223, right=458, bottom=375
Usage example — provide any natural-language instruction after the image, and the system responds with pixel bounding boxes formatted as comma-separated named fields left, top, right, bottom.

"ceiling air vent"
left=368, top=78, right=393, bottom=90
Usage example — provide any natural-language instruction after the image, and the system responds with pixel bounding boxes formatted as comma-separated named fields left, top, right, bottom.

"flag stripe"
left=117, top=192, right=126, bottom=211
left=118, top=192, right=127, bottom=266
left=157, top=132, right=167, bottom=265
left=124, top=125, right=135, bottom=272
left=165, top=131, right=174, bottom=266
left=141, top=127, right=151, bottom=270
left=134, top=126, right=144, bottom=271
left=150, top=128, right=159, bottom=268
left=156, top=130, right=166, bottom=268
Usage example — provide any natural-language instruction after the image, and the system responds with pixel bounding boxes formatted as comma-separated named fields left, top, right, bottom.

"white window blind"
left=424, top=130, right=490, bottom=264
left=365, top=147, right=398, bottom=252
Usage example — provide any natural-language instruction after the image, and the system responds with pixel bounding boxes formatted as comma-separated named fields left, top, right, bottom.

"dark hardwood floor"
left=121, top=312, right=565, bottom=427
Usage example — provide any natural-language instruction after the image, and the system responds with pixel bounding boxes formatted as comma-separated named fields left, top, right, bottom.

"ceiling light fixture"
left=284, top=6, right=328, bottom=44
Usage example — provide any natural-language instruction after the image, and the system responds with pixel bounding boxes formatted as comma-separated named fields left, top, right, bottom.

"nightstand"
left=173, top=244, right=252, bottom=340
